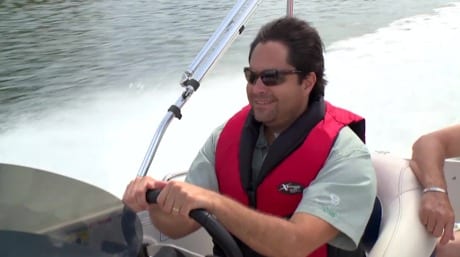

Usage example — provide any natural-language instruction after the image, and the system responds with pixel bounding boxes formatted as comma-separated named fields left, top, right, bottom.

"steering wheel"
left=146, top=189, right=243, bottom=257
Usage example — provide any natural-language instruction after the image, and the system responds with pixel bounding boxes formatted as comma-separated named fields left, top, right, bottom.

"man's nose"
left=251, top=77, right=268, bottom=92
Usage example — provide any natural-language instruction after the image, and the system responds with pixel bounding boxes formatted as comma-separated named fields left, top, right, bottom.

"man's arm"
left=162, top=126, right=376, bottom=257
left=411, top=124, right=460, bottom=189
left=296, top=126, right=377, bottom=250
left=126, top=177, right=335, bottom=257
left=123, top=176, right=201, bottom=238
left=123, top=125, right=223, bottom=239
left=214, top=194, right=338, bottom=257
left=157, top=180, right=338, bottom=257
left=183, top=124, right=335, bottom=257
left=410, top=124, right=460, bottom=244
left=127, top=125, right=375, bottom=256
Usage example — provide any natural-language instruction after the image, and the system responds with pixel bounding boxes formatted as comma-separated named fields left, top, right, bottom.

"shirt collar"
left=255, top=125, right=269, bottom=149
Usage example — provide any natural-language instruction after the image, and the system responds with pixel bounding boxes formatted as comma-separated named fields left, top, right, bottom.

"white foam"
left=325, top=2, right=460, bottom=157
left=0, top=74, right=247, bottom=197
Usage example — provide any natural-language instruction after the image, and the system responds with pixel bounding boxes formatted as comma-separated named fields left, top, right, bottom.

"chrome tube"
left=183, top=0, right=261, bottom=85
left=137, top=0, right=262, bottom=177
left=187, top=0, right=250, bottom=76
left=137, top=87, right=194, bottom=177
left=287, top=0, right=294, bottom=17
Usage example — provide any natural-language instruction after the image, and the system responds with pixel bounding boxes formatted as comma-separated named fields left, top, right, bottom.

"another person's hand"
left=122, top=176, right=167, bottom=212
left=410, top=161, right=456, bottom=245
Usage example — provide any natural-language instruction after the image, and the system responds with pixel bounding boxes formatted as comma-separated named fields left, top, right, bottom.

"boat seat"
left=366, top=152, right=437, bottom=257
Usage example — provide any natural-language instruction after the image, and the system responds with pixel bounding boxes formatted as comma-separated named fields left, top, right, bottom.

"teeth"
left=255, top=99, right=272, bottom=104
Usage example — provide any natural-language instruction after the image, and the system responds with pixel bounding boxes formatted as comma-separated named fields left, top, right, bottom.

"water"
left=1, top=0, right=459, bottom=197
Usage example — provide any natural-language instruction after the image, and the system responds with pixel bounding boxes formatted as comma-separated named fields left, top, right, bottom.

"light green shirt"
left=185, top=124, right=377, bottom=250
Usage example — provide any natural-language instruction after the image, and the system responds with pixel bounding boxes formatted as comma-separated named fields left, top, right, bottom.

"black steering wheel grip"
left=146, top=189, right=243, bottom=257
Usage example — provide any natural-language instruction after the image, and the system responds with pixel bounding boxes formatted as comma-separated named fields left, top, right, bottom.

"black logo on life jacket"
left=278, top=182, right=304, bottom=194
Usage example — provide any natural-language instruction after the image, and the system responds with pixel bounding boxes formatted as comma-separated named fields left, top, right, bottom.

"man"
left=410, top=124, right=460, bottom=257
left=123, top=17, right=376, bottom=257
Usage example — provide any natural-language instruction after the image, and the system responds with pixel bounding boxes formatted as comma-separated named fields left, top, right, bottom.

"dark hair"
left=248, top=17, right=326, bottom=102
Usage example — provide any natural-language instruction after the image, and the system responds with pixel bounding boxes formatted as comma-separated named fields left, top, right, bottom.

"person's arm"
left=160, top=126, right=376, bottom=257
left=158, top=180, right=339, bottom=257
left=410, top=124, right=460, bottom=245
left=184, top=125, right=339, bottom=256
left=411, top=124, right=460, bottom=189
left=212, top=192, right=339, bottom=257
left=123, top=125, right=223, bottom=239
left=123, top=176, right=201, bottom=238
left=296, top=126, right=377, bottom=250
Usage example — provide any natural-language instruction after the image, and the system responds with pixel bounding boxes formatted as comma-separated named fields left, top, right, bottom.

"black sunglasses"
left=243, top=67, right=302, bottom=86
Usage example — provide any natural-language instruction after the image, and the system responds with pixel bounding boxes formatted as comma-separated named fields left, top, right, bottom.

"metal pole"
left=187, top=0, right=249, bottom=75
left=137, top=0, right=262, bottom=177
left=184, top=0, right=261, bottom=86
left=286, top=0, right=294, bottom=17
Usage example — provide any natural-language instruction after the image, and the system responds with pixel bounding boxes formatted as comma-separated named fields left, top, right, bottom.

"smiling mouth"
left=254, top=98, right=274, bottom=105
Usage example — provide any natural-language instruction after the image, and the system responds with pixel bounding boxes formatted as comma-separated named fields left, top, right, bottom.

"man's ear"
left=303, top=72, right=317, bottom=90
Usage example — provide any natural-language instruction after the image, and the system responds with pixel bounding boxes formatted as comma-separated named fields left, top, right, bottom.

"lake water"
left=1, top=0, right=459, bottom=197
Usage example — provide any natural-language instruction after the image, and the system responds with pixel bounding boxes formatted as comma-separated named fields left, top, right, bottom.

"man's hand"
left=420, top=192, right=455, bottom=245
left=122, top=176, right=167, bottom=212
left=411, top=160, right=456, bottom=245
left=123, top=177, right=217, bottom=215
left=123, top=178, right=204, bottom=238
left=156, top=180, right=218, bottom=217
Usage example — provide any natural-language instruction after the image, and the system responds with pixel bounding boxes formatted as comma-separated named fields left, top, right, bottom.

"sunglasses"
left=243, top=67, right=302, bottom=86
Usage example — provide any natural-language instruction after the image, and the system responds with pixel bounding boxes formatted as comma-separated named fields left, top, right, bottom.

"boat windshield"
left=0, top=163, right=144, bottom=257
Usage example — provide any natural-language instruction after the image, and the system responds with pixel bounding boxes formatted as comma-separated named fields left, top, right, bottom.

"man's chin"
left=253, top=112, right=274, bottom=124
left=251, top=104, right=275, bottom=120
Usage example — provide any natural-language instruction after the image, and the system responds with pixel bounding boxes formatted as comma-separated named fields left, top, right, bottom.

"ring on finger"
left=172, top=207, right=180, bottom=214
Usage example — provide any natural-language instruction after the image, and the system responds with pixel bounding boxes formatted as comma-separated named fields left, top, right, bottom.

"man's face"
left=246, top=41, right=314, bottom=132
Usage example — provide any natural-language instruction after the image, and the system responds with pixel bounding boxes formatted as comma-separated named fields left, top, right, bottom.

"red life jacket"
left=214, top=100, right=365, bottom=257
